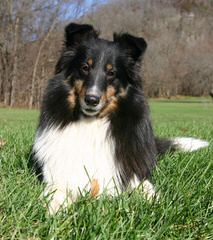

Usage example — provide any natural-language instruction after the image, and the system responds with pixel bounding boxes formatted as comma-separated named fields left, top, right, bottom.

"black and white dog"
left=31, top=23, right=209, bottom=214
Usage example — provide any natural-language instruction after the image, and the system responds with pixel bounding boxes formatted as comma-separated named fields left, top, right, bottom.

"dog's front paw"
left=43, top=186, right=74, bottom=214
left=142, top=180, right=159, bottom=201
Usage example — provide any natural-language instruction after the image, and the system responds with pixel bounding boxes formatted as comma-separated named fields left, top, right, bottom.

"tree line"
left=0, top=0, right=212, bottom=107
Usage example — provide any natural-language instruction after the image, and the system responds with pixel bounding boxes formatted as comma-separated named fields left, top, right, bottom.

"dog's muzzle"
left=85, top=94, right=100, bottom=107
left=80, top=88, right=105, bottom=116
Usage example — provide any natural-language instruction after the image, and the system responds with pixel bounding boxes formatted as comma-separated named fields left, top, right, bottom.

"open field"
left=0, top=100, right=212, bottom=239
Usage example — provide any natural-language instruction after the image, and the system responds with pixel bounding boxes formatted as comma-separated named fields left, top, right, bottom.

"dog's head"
left=56, top=23, right=147, bottom=117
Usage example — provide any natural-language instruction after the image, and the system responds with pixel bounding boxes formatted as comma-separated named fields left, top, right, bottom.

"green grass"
left=0, top=100, right=212, bottom=240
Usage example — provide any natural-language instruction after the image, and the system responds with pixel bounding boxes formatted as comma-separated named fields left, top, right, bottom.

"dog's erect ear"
left=113, top=33, right=147, bottom=61
left=65, top=23, right=98, bottom=47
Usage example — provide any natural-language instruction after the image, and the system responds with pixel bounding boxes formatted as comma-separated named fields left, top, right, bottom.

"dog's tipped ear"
left=65, top=23, right=98, bottom=47
left=113, top=33, right=147, bottom=61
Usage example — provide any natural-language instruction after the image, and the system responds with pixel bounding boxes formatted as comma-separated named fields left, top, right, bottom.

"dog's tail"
left=155, top=137, right=209, bottom=155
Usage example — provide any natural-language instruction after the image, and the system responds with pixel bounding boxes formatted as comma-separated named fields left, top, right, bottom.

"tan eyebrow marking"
left=87, top=58, right=93, bottom=66
left=106, top=64, right=113, bottom=70
left=106, top=86, right=116, bottom=99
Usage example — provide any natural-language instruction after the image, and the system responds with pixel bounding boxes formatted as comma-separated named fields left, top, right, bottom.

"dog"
left=31, top=23, right=209, bottom=214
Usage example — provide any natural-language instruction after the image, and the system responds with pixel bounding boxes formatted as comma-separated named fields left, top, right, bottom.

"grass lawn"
left=0, top=100, right=212, bottom=239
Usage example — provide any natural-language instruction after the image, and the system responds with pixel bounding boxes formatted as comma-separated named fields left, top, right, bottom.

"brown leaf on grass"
left=91, top=179, right=100, bottom=197
left=0, top=139, right=6, bottom=148
left=180, top=128, right=189, bottom=133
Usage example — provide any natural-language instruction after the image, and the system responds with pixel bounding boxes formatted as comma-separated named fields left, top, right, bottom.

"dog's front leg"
left=130, top=176, right=158, bottom=200
left=43, top=185, right=76, bottom=214
left=43, top=178, right=103, bottom=214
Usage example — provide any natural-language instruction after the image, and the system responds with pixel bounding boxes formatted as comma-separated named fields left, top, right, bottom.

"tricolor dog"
left=31, top=23, right=209, bottom=214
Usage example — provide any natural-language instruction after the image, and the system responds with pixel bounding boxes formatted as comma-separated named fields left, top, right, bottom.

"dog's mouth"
left=80, top=99, right=105, bottom=117
left=81, top=108, right=100, bottom=116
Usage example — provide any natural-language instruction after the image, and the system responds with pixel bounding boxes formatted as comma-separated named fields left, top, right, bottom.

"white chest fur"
left=33, top=118, right=119, bottom=196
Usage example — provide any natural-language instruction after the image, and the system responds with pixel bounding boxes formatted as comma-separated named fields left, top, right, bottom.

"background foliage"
left=0, top=0, right=213, bottom=107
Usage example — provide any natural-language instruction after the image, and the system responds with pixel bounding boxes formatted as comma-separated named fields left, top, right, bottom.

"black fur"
left=28, top=151, right=43, bottom=181
left=110, top=92, right=157, bottom=186
left=155, top=137, right=176, bottom=155
left=31, top=23, right=173, bottom=187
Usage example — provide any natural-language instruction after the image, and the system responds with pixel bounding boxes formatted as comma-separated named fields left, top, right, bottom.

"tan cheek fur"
left=99, top=86, right=127, bottom=118
left=99, top=97, right=118, bottom=118
left=74, top=80, right=83, bottom=94
left=67, top=80, right=84, bottom=109
left=67, top=89, right=76, bottom=108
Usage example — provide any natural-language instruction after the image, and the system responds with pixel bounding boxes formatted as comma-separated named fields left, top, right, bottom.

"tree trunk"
left=10, top=16, right=19, bottom=107
left=29, top=22, right=55, bottom=109
left=0, top=49, right=10, bottom=105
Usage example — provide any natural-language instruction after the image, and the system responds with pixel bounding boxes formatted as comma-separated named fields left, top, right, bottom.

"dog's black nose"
left=85, top=95, right=100, bottom=106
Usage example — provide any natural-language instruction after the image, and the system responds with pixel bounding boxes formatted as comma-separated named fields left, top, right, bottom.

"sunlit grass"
left=0, top=100, right=212, bottom=239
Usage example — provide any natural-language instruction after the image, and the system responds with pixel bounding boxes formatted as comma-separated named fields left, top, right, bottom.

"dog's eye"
left=107, top=70, right=115, bottom=78
left=81, top=63, right=89, bottom=73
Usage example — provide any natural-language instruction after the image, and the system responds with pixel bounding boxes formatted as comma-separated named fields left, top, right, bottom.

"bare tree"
left=29, top=0, right=86, bottom=108
left=0, top=0, right=213, bottom=108
left=10, top=16, right=20, bottom=107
